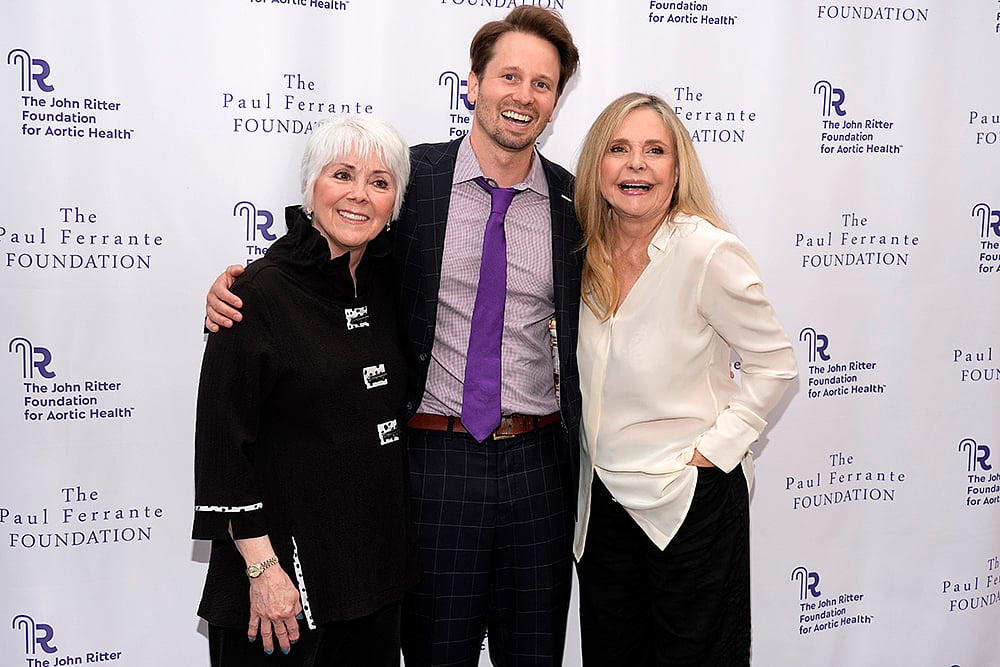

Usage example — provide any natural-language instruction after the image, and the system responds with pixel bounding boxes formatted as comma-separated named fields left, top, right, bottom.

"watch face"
left=247, top=564, right=262, bottom=578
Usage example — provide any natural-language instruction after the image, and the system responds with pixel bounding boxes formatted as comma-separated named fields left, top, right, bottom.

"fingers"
left=246, top=614, right=260, bottom=645
left=272, top=617, right=295, bottom=654
left=205, top=291, right=241, bottom=330
left=225, top=263, right=245, bottom=281
left=255, top=613, right=301, bottom=655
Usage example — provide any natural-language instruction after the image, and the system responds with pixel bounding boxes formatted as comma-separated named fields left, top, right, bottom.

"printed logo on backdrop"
left=646, top=1, right=738, bottom=26
left=973, top=203, right=1000, bottom=275
left=784, top=450, right=906, bottom=511
left=235, top=201, right=279, bottom=265
left=791, top=567, right=873, bottom=636
left=953, top=342, right=996, bottom=383
left=814, top=80, right=902, bottom=155
left=958, top=437, right=998, bottom=508
left=222, top=73, right=374, bottom=135
left=940, top=554, right=1000, bottom=613
left=670, top=85, right=757, bottom=145
left=799, top=327, right=887, bottom=399
left=2, top=485, right=165, bottom=552
left=11, top=613, right=124, bottom=663
left=6, top=48, right=133, bottom=141
left=438, top=0, right=568, bottom=9
left=815, top=4, right=928, bottom=21
left=7, top=337, right=134, bottom=424
left=2, top=206, right=163, bottom=271
left=794, top=210, right=919, bottom=270
left=250, top=0, right=348, bottom=10
left=439, top=71, right=474, bottom=140
left=969, top=110, right=999, bottom=146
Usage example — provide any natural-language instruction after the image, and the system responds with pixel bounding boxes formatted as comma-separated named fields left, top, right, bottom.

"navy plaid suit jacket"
left=394, top=138, right=583, bottom=455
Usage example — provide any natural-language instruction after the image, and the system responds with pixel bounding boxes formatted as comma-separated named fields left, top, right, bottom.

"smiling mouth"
left=338, top=210, right=369, bottom=222
left=619, top=183, right=652, bottom=192
left=502, top=110, right=533, bottom=125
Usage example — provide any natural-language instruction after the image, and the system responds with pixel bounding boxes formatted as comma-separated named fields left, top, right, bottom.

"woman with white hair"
left=192, top=115, right=420, bottom=666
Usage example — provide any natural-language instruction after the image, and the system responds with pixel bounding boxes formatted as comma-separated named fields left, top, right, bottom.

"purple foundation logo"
left=959, top=438, right=992, bottom=474
left=974, top=202, right=1000, bottom=275
left=8, top=337, right=55, bottom=380
left=9, top=612, right=124, bottom=663
left=646, top=2, right=738, bottom=26
left=799, top=328, right=886, bottom=399
left=973, top=203, right=1000, bottom=239
left=814, top=80, right=847, bottom=118
left=798, top=327, right=830, bottom=364
left=791, top=567, right=872, bottom=635
left=6, top=49, right=54, bottom=93
left=791, top=566, right=822, bottom=601
left=249, top=0, right=349, bottom=11
left=815, top=80, right=901, bottom=155
left=959, top=438, right=998, bottom=508
left=234, top=201, right=277, bottom=265
left=7, top=48, right=131, bottom=141
left=439, top=70, right=473, bottom=139
left=11, top=614, right=57, bottom=656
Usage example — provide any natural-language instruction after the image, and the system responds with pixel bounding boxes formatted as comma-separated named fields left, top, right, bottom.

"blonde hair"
left=575, top=92, right=725, bottom=320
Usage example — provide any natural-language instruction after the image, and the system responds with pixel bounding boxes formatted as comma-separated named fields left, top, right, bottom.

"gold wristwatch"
left=246, top=555, right=279, bottom=579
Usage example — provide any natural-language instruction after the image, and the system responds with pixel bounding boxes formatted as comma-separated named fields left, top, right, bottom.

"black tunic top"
left=193, top=206, right=420, bottom=628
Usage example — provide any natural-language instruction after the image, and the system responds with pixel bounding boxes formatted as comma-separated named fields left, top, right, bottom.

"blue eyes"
left=609, top=145, right=665, bottom=155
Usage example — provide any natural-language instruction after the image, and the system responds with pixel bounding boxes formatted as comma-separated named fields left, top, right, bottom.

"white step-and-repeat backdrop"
left=2, top=1, right=998, bottom=665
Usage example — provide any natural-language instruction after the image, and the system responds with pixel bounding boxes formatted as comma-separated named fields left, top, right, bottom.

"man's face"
left=466, top=31, right=561, bottom=155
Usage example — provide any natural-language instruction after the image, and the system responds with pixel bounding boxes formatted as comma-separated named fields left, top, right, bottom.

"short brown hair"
left=469, top=6, right=580, bottom=97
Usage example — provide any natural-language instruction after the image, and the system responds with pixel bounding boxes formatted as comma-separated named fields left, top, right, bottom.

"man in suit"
left=205, top=8, right=581, bottom=665
left=395, top=8, right=580, bottom=665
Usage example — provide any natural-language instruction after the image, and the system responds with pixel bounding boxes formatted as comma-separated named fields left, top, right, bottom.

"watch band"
left=245, top=555, right=279, bottom=579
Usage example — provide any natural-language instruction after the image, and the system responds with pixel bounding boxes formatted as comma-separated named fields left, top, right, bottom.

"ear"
left=548, top=95, right=560, bottom=124
left=466, top=71, right=479, bottom=106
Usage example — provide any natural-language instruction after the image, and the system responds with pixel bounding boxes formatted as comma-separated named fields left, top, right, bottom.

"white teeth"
left=620, top=183, right=651, bottom=191
left=339, top=210, right=368, bottom=221
left=503, top=111, right=531, bottom=123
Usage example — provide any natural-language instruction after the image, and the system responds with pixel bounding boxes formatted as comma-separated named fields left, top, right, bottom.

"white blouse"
left=574, top=214, right=797, bottom=558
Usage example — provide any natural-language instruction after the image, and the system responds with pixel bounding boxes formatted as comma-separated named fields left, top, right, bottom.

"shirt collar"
left=454, top=134, right=549, bottom=197
left=648, top=213, right=699, bottom=256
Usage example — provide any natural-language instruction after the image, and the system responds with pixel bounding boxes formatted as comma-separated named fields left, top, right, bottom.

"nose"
left=512, top=80, right=533, bottom=104
left=627, top=148, right=645, bottom=170
left=347, top=179, right=368, bottom=201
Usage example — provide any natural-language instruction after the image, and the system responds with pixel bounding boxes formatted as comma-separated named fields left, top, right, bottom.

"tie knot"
left=476, top=177, right=518, bottom=214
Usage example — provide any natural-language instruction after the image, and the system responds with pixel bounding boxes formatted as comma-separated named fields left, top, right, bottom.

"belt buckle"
left=492, top=415, right=516, bottom=440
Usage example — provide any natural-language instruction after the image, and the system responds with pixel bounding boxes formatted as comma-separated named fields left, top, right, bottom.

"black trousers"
left=207, top=603, right=401, bottom=667
left=401, top=423, right=576, bottom=667
left=576, top=467, right=751, bottom=667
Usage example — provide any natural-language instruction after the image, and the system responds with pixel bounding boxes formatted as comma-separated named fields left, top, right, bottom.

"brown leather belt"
left=407, top=412, right=561, bottom=440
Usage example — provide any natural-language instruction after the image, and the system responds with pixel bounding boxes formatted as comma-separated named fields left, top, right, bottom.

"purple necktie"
left=462, top=177, right=518, bottom=441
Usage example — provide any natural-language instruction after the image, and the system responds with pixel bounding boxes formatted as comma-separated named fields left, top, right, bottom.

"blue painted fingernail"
left=264, top=648, right=273, bottom=655
left=296, top=612, right=304, bottom=620
left=282, top=648, right=290, bottom=655
left=291, top=640, right=298, bottom=645
left=247, top=636, right=256, bottom=643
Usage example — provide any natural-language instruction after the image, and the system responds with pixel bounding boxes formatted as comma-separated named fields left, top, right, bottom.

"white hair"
left=300, top=115, right=410, bottom=220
